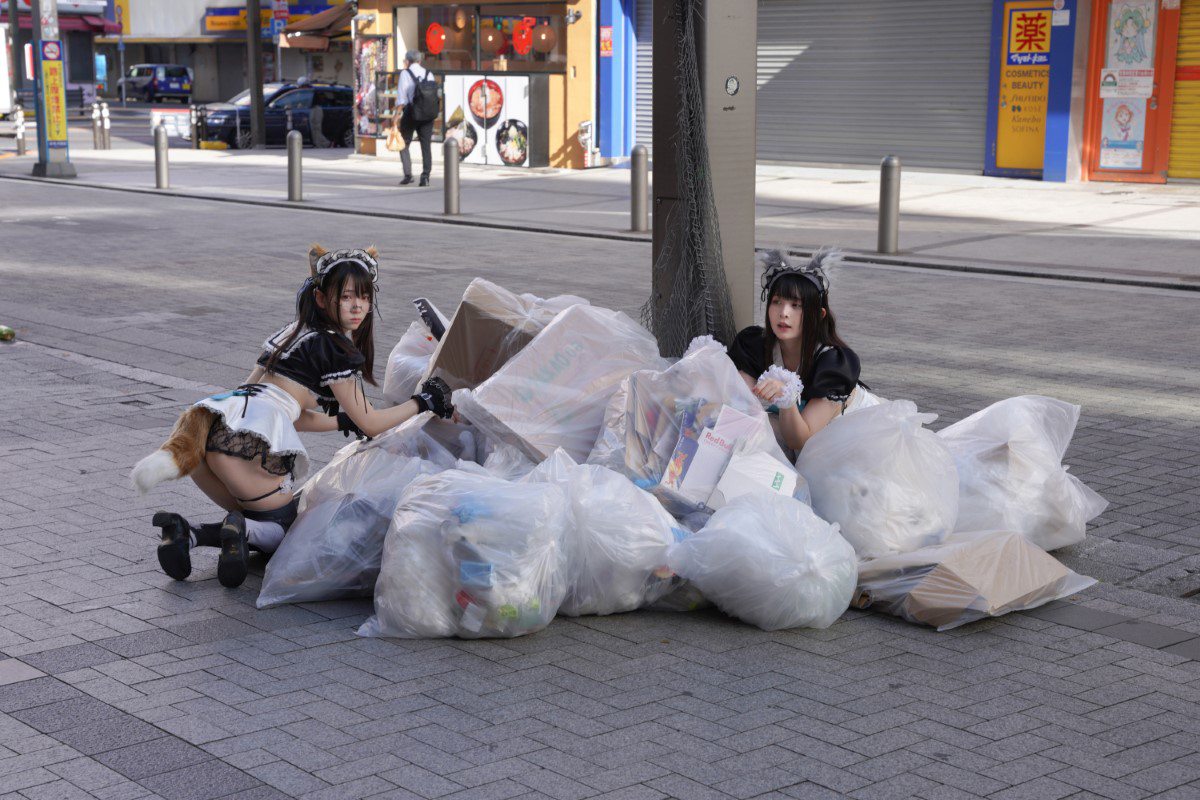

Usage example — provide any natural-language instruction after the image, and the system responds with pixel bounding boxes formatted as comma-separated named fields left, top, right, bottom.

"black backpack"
left=407, top=68, right=440, bottom=124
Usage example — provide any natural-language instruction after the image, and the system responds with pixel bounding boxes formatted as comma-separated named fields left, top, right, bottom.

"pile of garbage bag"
left=254, top=277, right=1108, bottom=638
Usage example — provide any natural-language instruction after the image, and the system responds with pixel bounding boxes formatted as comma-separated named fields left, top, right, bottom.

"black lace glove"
left=317, top=396, right=340, bottom=417
left=411, top=377, right=454, bottom=419
left=336, top=411, right=370, bottom=440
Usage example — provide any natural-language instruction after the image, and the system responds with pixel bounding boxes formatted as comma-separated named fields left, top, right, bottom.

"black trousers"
left=400, top=112, right=434, bottom=179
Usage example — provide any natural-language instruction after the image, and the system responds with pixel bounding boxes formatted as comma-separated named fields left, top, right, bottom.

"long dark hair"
left=264, top=261, right=378, bottom=385
left=762, top=272, right=847, bottom=381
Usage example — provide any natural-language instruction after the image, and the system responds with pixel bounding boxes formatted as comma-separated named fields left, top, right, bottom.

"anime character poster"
left=1099, top=99, right=1146, bottom=169
left=1107, top=1, right=1155, bottom=67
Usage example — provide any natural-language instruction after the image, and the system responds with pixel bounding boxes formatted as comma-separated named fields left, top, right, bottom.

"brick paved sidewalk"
left=0, top=181, right=1198, bottom=799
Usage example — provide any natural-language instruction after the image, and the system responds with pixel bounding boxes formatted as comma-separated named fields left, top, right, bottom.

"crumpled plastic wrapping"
left=854, top=530, right=1096, bottom=630
left=381, top=320, right=439, bottom=407
left=668, top=492, right=857, bottom=630
left=588, top=339, right=790, bottom=516
left=358, top=469, right=569, bottom=639
left=455, top=304, right=666, bottom=463
left=526, top=451, right=684, bottom=616
left=426, top=278, right=588, bottom=391
left=937, top=396, right=1108, bottom=551
left=797, top=400, right=959, bottom=559
left=257, top=416, right=471, bottom=608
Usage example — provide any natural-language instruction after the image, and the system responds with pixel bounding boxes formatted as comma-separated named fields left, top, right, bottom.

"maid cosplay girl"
left=131, top=245, right=454, bottom=588
left=727, top=248, right=867, bottom=456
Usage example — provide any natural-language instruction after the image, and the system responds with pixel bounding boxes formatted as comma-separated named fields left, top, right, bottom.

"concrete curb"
left=5, top=173, right=1198, bottom=294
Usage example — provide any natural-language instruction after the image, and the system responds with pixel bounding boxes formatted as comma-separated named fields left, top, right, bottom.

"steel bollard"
left=287, top=130, right=303, bottom=201
left=154, top=123, right=169, bottom=189
left=100, top=103, right=111, bottom=149
left=189, top=105, right=199, bottom=149
left=14, top=106, right=26, bottom=156
left=631, top=144, right=649, bottom=232
left=443, top=138, right=460, bottom=215
left=878, top=154, right=901, bottom=254
left=285, top=108, right=293, bottom=133
left=91, top=102, right=102, bottom=149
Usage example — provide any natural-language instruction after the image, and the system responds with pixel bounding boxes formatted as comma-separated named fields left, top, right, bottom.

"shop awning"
left=280, top=4, right=353, bottom=52
left=0, top=12, right=121, bottom=34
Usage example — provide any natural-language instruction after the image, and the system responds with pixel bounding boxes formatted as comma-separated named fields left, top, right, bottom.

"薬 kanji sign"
left=1008, top=9, right=1052, bottom=64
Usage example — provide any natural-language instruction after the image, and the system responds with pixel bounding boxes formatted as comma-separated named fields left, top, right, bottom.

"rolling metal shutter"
left=634, top=0, right=653, bottom=152
left=756, top=0, right=993, bottom=171
left=1168, top=0, right=1200, bottom=179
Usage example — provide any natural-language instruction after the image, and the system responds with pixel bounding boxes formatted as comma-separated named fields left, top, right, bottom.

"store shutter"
left=634, top=0, right=653, bottom=152
left=1168, top=0, right=1200, bottom=179
left=756, top=0, right=993, bottom=171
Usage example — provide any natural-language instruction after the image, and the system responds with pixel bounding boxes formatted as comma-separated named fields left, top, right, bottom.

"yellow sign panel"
left=204, top=10, right=316, bottom=33
left=41, top=59, right=68, bottom=144
left=114, top=0, right=131, bottom=35
left=997, top=2, right=1052, bottom=170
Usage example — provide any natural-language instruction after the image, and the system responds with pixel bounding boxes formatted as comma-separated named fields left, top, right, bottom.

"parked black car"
left=202, top=83, right=354, bottom=149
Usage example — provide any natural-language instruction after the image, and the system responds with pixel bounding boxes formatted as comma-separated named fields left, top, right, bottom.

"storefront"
left=1168, top=0, right=1199, bottom=179
left=355, top=0, right=595, bottom=168
left=1, top=0, right=118, bottom=106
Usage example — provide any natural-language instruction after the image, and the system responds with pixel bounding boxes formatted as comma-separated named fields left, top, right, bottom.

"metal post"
left=116, top=3, right=126, bottom=107
left=631, top=144, right=649, bottom=232
left=154, top=123, right=169, bottom=188
left=91, top=102, right=101, bottom=148
left=285, top=107, right=293, bottom=132
left=287, top=129, right=302, bottom=201
left=189, top=104, right=198, bottom=149
left=246, top=0, right=265, bottom=148
left=14, top=105, right=26, bottom=156
left=878, top=154, right=901, bottom=255
left=100, top=102, right=111, bottom=149
left=443, top=137, right=459, bottom=215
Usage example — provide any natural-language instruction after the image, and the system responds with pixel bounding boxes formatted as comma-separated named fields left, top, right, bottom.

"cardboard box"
left=707, top=449, right=799, bottom=510
left=898, top=532, right=1073, bottom=629
left=426, top=279, right=585, bottom=391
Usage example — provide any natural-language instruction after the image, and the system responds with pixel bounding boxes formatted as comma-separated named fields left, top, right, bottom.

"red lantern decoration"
left=512, top=16, right=535, bottom=55
left=425, top=23, right=446, bottom=55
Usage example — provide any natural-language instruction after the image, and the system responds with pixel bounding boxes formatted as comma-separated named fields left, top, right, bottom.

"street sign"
left=41, top=41, right=60, bottom=61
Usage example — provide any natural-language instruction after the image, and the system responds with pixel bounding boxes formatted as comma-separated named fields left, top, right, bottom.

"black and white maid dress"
left=195, top=323, right=365, bottom=493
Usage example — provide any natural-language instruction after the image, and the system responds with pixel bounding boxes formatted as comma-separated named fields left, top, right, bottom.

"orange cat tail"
left=130, top=406, right=216, bottom=494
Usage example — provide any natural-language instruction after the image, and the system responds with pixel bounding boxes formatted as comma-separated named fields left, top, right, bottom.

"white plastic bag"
left=588, top=339, right=790, bottom=516
left=527, top=451, right=684, bottom=616
left=669, top=492, right=857, bottom=630
left=382, top=321, right=438, bottom=406
left=854, top=530, right=1097, bottom=630
left=359, top=469, right=569, bottom=639
left=455, top=304, right=666, bottom=463
left=797, top=400, right=959, bottom=559
left=257, top=417, right=466, bottom=608
left=937, top=396, right=1108, bottom=551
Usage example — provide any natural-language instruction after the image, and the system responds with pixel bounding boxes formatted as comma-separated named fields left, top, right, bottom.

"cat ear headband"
left=758, top=247, right=843, bottom=303
left=307, top=245, right=380, bottom=291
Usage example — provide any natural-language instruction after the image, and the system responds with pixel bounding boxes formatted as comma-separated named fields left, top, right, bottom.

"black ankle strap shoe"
left=153, top=511, right=192, bottom=581
left=217, top=512, right=249, bottom=588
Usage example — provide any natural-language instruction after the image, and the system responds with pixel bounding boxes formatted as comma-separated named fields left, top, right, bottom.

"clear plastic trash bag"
left=668, top=492, right=857, bottom=630
left=382, top=320, right=439, bottom=407
left=937, top=395, right=1108, bottom=551
left=854, top=529, right=1097, bottom=630
left=455, top=304, right=667, bottom=463
left=588, top=338, right=789, bottom=516
left=796, top=400, right=959, bottom=559
left=526, top=451, right=685, bottom=616
left=427, top=278, right=589, bottom=391
left=257, top=417, right=468, bottom=609
left=358, top=469, right=569, bottom=639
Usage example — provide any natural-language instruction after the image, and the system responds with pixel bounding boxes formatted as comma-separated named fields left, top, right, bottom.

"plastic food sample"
left=669, top=492, right=857, bottom=630
left=797, top=400, right=959, bottom=559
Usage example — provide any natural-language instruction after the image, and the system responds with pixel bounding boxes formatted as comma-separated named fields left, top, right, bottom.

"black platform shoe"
left=217, top=512, right=249, bottom=588
left=153, top=511, right=192, bottom=581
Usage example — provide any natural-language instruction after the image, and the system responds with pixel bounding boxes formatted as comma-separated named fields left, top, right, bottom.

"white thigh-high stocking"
left=244, top=519, right=286, bottom=553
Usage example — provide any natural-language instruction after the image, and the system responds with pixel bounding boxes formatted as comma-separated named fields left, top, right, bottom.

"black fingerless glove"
left=336, top=411, right=370, bottom=440
left=317, top=397, right=339, bottom=417
left=411, top=376, right=455, bottom=419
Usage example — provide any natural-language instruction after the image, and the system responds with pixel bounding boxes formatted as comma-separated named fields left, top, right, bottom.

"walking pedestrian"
left=397, top=49, right=439, bottom=187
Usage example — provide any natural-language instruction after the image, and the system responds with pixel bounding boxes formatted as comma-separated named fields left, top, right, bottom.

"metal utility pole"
left=117, top=3, right=126, bottom=106
left=29, top=0, right=75, bottom=177
left=246, top=0, right=265, bottom=148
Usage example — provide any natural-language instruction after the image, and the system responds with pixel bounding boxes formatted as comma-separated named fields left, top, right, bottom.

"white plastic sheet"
left=456, top=304, right=666, bottom=463
left=854, top=530, right=1097, bottom=630
left=669, top=492, right=857, bottom=630
left=257, top=416, right=468, bottom=608
left=358, top=469, right=569, bottom=639
left=382, top=321, right=439, bottom=407
left=797, top=400, right=959, bottom=559
left=527, top=451, right=684, bottom=616
left=937, top=396, right=1108, bottom=551
left=588, top=339, right=790, bottom=516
